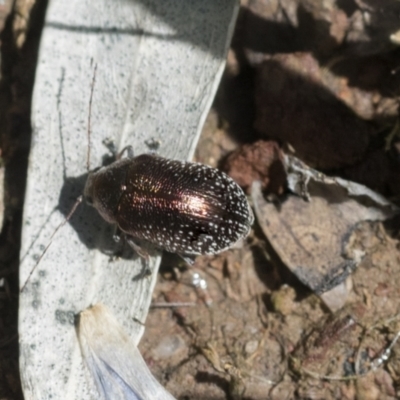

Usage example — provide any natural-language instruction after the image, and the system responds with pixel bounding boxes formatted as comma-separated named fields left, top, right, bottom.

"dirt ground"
left=2, top=0, right=400, bottom=399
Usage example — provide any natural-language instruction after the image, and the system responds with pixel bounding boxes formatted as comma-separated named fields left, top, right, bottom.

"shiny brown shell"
left=84, top=154, right=253, bottom=256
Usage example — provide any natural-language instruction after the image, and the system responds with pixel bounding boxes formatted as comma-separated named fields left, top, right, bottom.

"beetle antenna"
left=20, top=196, right=83, bottom=292
left=56, top=67, right=67, bottom=180
left=87, top=63, right=97, bottom=172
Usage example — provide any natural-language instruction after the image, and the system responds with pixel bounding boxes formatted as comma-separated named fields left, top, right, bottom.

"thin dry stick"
left=150, top=302, right=196, bottom=308
left=295, top=315, right=400, bottom=381
left=355, top=313, right=400, bottom=375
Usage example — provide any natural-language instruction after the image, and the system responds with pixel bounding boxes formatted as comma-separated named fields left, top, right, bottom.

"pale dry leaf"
left=78, top=304, right=176, bottom=400
left=19, top=0, right=239, bottom=398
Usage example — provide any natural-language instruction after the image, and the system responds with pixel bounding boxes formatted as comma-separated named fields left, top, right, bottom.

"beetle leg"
left=126, top=236, right=149, bottom=260
left=102, top=138, right=118, bottom=157
left=112, top=225, right=123, bottom=243
left=177, top=254, right=197, bottom=265
left=117, top=145, right=134, bottom=160
left=144, top=138, right=161, bottom=152
left=125, top=236, right=152, bottom=279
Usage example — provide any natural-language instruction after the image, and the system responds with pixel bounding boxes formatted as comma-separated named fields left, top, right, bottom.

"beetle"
left=20, top=68, right=254, bottom=291
left=84, top=145, right=254, bottom=264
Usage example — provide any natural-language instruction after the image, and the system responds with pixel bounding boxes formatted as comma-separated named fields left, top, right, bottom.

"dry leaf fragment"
left=78, top=304, right=176, bottom=400
left=252, top=155, right=399, bottom=295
